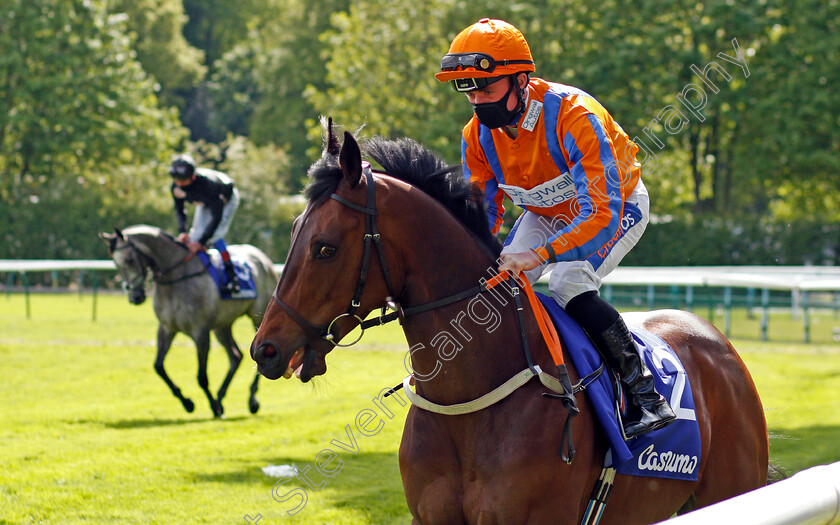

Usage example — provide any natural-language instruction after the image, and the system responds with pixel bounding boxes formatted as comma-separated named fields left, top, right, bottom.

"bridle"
left=271, top=161, right=584, bottom=462
left=271, top=163, right=492, bottom=352
left=112, top=236, right=205, bottom=291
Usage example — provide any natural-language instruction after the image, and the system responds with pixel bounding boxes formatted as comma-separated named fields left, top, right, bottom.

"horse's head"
left=251, top=124, right=400, bottom=382
left=100, top=227, right=150, bottom=305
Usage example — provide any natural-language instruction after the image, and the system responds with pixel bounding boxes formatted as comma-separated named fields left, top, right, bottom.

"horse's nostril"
left=262, top=343, right=277, bottom=358
left=253, top=341, right=278, bottom=361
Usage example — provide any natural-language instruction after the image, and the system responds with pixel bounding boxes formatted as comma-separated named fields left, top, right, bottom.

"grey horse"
left=100, top=225, right=278, bottom=417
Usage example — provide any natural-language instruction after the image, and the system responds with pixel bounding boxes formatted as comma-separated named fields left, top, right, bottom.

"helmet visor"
left=450, top=76, right=505, bottom=93
left=440, top=52, right=533, bottom=74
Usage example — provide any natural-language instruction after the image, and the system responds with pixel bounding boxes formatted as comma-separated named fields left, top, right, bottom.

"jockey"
left=169, top=154, right=241, bottom=294
left=436, top=18, right=675, bottom=438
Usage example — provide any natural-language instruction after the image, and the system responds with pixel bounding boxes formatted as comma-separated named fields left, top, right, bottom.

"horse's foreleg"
left=194, top=331, right=223, bottom=418
left=155, top=326, right=194, bottom=413
left=212, top=327, right=242, bottom=408
left=248, top=373, right=260, bottom=414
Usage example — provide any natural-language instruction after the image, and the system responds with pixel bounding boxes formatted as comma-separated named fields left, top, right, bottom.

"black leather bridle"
left=112, top=237, right=204, bottom=293
left=271, top=163, right=491, bottom=351
left=270, top=162, right=582, bottom=462
left=271, top=163, right=399, bottom=349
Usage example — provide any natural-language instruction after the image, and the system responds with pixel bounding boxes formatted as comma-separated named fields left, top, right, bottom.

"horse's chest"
left=405, top=406, right=585, bottom=525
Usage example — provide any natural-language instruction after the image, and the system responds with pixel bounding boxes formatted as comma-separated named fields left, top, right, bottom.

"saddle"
left=196, top=250, right=258, bottom=300
left=536, top=293, right=702, bottom=481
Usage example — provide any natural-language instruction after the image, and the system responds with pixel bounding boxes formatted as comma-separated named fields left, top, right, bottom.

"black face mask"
left=471, top=77, right=523, bottom=129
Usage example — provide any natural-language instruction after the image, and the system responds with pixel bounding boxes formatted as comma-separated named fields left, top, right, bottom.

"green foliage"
left=1, top=0, right=838, bottom=262
left=733, top=0, right=840, bottom=215
left=0, top=0, right=185, bottom=259
left=307, top=0, right=521, bottom=162
left=242, top=0, right=352, bottom=177
left=205, top=44, right=259, bottom=139
left=110, top=0, right=206, bottom=110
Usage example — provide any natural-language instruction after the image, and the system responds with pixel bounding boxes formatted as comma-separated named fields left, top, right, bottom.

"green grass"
left=1, top=293, right=839, bottom=523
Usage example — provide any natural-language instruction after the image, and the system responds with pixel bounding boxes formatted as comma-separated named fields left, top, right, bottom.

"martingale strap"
left=400, top=365, right=569, bottom=416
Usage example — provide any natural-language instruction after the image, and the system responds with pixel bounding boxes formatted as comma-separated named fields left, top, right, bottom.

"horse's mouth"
left=255, top=344, right=327, bottom=383
left=294, top=346, right=327, bottom=383
left=283, top=348, right=306, bottom=379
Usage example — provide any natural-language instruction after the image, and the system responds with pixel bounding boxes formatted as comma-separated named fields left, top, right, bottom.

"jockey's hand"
left=499, top=251, right=542, bottom=277
left=177, top=232, right=190, bottom=243
left=185, top=240, right=204, bottom=254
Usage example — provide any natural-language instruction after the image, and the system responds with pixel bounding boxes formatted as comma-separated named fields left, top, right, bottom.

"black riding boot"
left=222, top=260, right=240, bottom=294
left=597, top=317, right=676, bottom=438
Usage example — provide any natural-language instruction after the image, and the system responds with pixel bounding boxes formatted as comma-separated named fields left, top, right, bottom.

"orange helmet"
left=435, top=19, right=535, bottom=84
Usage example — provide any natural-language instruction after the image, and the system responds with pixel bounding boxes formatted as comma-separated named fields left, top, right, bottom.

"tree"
left=110, top=0, right=206, bottom=110
left=0, top=0, right=185, bottom=258
left=237, top=0, right=352, bottom=180
left=308, top=0, right=520, bottom=163
left=733, top=0, right=840, bottom=220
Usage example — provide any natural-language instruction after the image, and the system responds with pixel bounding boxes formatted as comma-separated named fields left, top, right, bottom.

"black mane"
left=304, top=136, right=501, bottom=257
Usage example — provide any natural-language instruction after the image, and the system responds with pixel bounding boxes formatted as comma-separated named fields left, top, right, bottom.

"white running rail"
left=658, top=462, right=840, bottom=525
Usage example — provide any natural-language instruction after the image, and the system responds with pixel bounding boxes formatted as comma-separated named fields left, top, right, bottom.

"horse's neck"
left=397, top=222, right=549, bottom=404
left=133, top=234, right=189, bottom=270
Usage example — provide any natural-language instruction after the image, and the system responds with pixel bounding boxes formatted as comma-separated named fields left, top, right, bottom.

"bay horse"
left=250, top=126, right=768, bottom=524
left=101, top=225, right=277, bottom=418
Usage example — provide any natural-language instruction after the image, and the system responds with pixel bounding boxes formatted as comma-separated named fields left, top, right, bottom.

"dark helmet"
left=169, top=154, right=196, bottom=180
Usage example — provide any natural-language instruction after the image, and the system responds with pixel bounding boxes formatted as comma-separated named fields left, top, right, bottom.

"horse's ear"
left=114, top=227, right=125, bottom=241
left=326, top=117, right=341, bottom=157
left=339, top=131, right=363, bottom=188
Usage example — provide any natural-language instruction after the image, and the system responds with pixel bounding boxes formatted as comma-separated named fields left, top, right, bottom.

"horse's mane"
left=110, top=225, right=178, bottom=251
left=304, top=136, right=502, bottom=257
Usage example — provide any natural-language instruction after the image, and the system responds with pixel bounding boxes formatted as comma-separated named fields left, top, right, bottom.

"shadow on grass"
left=66, top=415, right=251, bottom=429
left=192, top=451, right=410, bottom=522
left=769, top=424, right=840, bottom=474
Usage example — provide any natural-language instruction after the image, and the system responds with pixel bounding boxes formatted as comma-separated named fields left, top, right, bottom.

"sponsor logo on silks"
left=520, top=99, right=543, bottom=132
left=637, top=444, right=699, bottom=475
left=596, top=202, right=643, bottom=258
left=498, top=172, right=575, bottom=208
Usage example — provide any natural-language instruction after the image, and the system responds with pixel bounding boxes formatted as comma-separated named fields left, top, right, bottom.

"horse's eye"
left=314, top=243, right=337, bottom=259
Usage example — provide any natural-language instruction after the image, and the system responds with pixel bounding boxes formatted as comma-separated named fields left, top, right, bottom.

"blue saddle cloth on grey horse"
left=197, top=250, right=258, bottom=300
left=537, top=292, right=702, bottom=481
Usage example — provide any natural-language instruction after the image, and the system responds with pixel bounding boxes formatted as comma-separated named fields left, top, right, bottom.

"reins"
left=274, top=162, right=591, bottom=463
left=113, top=237, right=206, bottom=287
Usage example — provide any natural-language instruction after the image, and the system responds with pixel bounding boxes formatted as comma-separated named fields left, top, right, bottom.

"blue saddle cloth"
left=537, top=293, right=701, bottom=481
left=196, top=250, right=258, bottom=300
